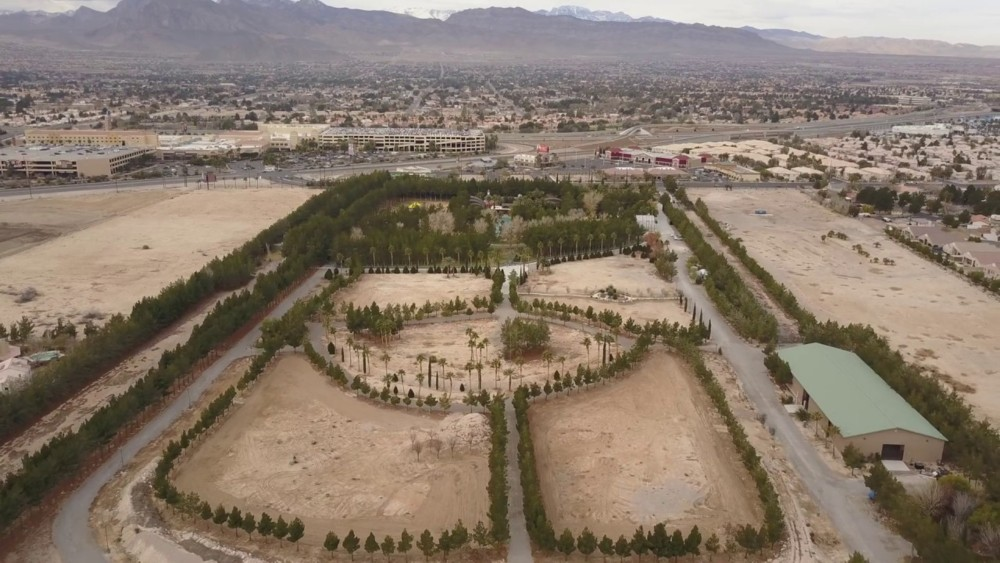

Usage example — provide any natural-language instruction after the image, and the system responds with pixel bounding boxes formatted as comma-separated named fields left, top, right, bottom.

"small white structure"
left=635, top=214, right=656, bottom=231
left=513, top=154, right=536, bottom=167
left=0, top=357, right=31, bottom=394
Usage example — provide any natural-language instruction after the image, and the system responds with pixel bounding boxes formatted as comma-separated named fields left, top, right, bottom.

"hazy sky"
left=1, top=0, right=995, bottom=45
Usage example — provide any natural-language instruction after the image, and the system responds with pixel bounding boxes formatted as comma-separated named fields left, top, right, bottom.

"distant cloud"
left=1, top=0, right=994, bottom=45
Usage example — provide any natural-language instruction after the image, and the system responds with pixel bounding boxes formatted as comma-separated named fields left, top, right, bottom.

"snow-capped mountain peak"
left=393, top=7, right=455, bottom=21
left=535, top=5, right=669, bottom=23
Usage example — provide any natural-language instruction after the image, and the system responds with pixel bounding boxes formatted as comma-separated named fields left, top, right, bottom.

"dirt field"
left=0, top=187, right=314, bottom=330
left=0, top=190, right=174, bottom=258
left=523, top=255, right=690, bottom=326
left=173, top=355, right=490, bottom=544
left=529, top=350, right=761, bottom=539
left=338, top=317, right=596, bottom=395
left=333, top=272, right=492, bottom=310
left=693, top=188, right=1000, bottom=424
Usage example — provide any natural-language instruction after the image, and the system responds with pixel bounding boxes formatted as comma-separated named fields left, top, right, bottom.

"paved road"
left=653, top=198, right=911, bottom=562
left=497, top=269, right=534, bottom=563
left=52, top=268, right=330, bottom=563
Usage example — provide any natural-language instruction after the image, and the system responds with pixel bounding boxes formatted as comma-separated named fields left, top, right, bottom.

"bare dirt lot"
left=333, top=272, right=492, bottom=311
left=693, top=188, right=1000, bottom=424
left=0, top=187, right=314, bottom=330
left=530, top=350, right=761, bottom=540
left=173, top=354, right=490, bottom=544
left=522, top=255, right=690, bottom=326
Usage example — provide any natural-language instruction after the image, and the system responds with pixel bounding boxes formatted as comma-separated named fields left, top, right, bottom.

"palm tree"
left=437, top=358, right=448, bottom=389
left=465, top=361, right=475, bottom=389
left=446, top=371, right=455, bottom=393
left=479, top=338, right=490, bottom=363
left=490, top=357, right=502, bottom=390
left=388, top=244, right=395, bottom=267
left=380, top=351, right=391, bottom=377
left=416, top=372, right=425, bottom=397
left=346, top=337, right=356, bottom=367
left=599, top=232, right=606, bottom=254
left=573, top=233, right=580, bottom=256
left=475, top=361, right=484, bottom=390
left=558, top=355, right=566, bottom=374
left=558, top=236, right=564, bottom=257
left=515, top=356, right=525, bottom=385
left=370, top=246, right=377, bottom=267
left=416, top=353, right=427, bottom=376
left=542, top=350, right=554, bottom=377
left=405, top=246, right=412, bottom=267
left=503, top=367, right=515, bottom=392
left=587, top=233, right=594, bottom=255
left=397, top=368, right=406, bottom=385
left=611, top=232, right=617, bottom=252
left=582, top=336, right=592, bottom=367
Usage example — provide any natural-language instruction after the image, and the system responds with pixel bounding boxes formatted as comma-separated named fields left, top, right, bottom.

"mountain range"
left=0, top=0, right=996, bottom=61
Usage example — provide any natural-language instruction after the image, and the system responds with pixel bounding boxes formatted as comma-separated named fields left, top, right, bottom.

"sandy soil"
left=173, top=355, right=490, bottom=545
left=0, top=187, right=314, bottom=330
left=0, top=190, right=173, bottom=258
left=692, top=188, right=1000, bottom=424
left=529, top=350, right=761, bottom=540
left=333, top=272, right=492, bottom=311
left=339, top=317, right=595, bottom=395
left=523, top=255, right=690, bottom=326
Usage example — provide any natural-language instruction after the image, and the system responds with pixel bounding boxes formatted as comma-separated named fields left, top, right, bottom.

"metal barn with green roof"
left=778, top=343, right=946, bottom=463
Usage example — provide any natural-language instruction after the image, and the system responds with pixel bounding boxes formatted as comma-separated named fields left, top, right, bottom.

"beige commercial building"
left=779, top=343, right=946, bottom=464
left=0, top=146, right=154, bottom=178
left=319, top=127, right=486, bottom=153
left=24, top=128, right=160, bottom=148
left=258, top=123, right=328, bottom=150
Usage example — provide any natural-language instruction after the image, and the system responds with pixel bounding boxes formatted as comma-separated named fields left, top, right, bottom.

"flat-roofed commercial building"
left=779, top=343, right=946, bottom=464
left=24, top=128, right=159, bottom=148
left=319, top=127, right=485, bottom=153
left=0, top=145, right=154, bottom=178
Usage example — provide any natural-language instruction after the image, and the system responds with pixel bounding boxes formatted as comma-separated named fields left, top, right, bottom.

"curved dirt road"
left=52, top=268, right=328, bottom=563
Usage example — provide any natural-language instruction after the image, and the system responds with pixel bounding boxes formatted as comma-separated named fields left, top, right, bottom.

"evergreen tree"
left=631, top=526, right=649, bottom=559
left=257, top=512, right=274, bottom=541
left=226, top=506, right=243, bottom=535
left=704, top=533, right=720, bottom=558
left=365, top=532, right=380, bottom=561
left=614, top=535, right=632, bottom=561
left=417, top=529, right=438, bottom=561
left=649, top=523, right=669, bottom=557
left=598, top=535, right=615, bottom=561
left=288, top=517, right=305, bottom=551
left=451, top=520, right=469, bottom=549
left=669, top=529, right=684, bottom=558
left=398, top=529, right=413, bottom=561
left=241, top=512, right=256, bottom=539
left=324, top=531, right=341, bottom=554
left=577, top=527, right=598, bottom=559
left=198, top=501, right=213, bottom=526
left=212, top=504, right=227, bottom=528
left=381, top=535, right=396, bottom=561
left=344, top=530, right=361, bottom=560
left=847, top=552, right=870, bottom=563
left=684, top=525, right=702, bottom=555
left=472, top=521, right=489, bottom=547
left=557, top=528, right=577, bottom=559
left=274, top=515, right=289, bottom=542
left=438, top=529, right=452, bottom=561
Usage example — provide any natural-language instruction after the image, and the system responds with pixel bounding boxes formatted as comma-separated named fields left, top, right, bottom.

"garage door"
left=881, top=444, right=905, bottom=461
